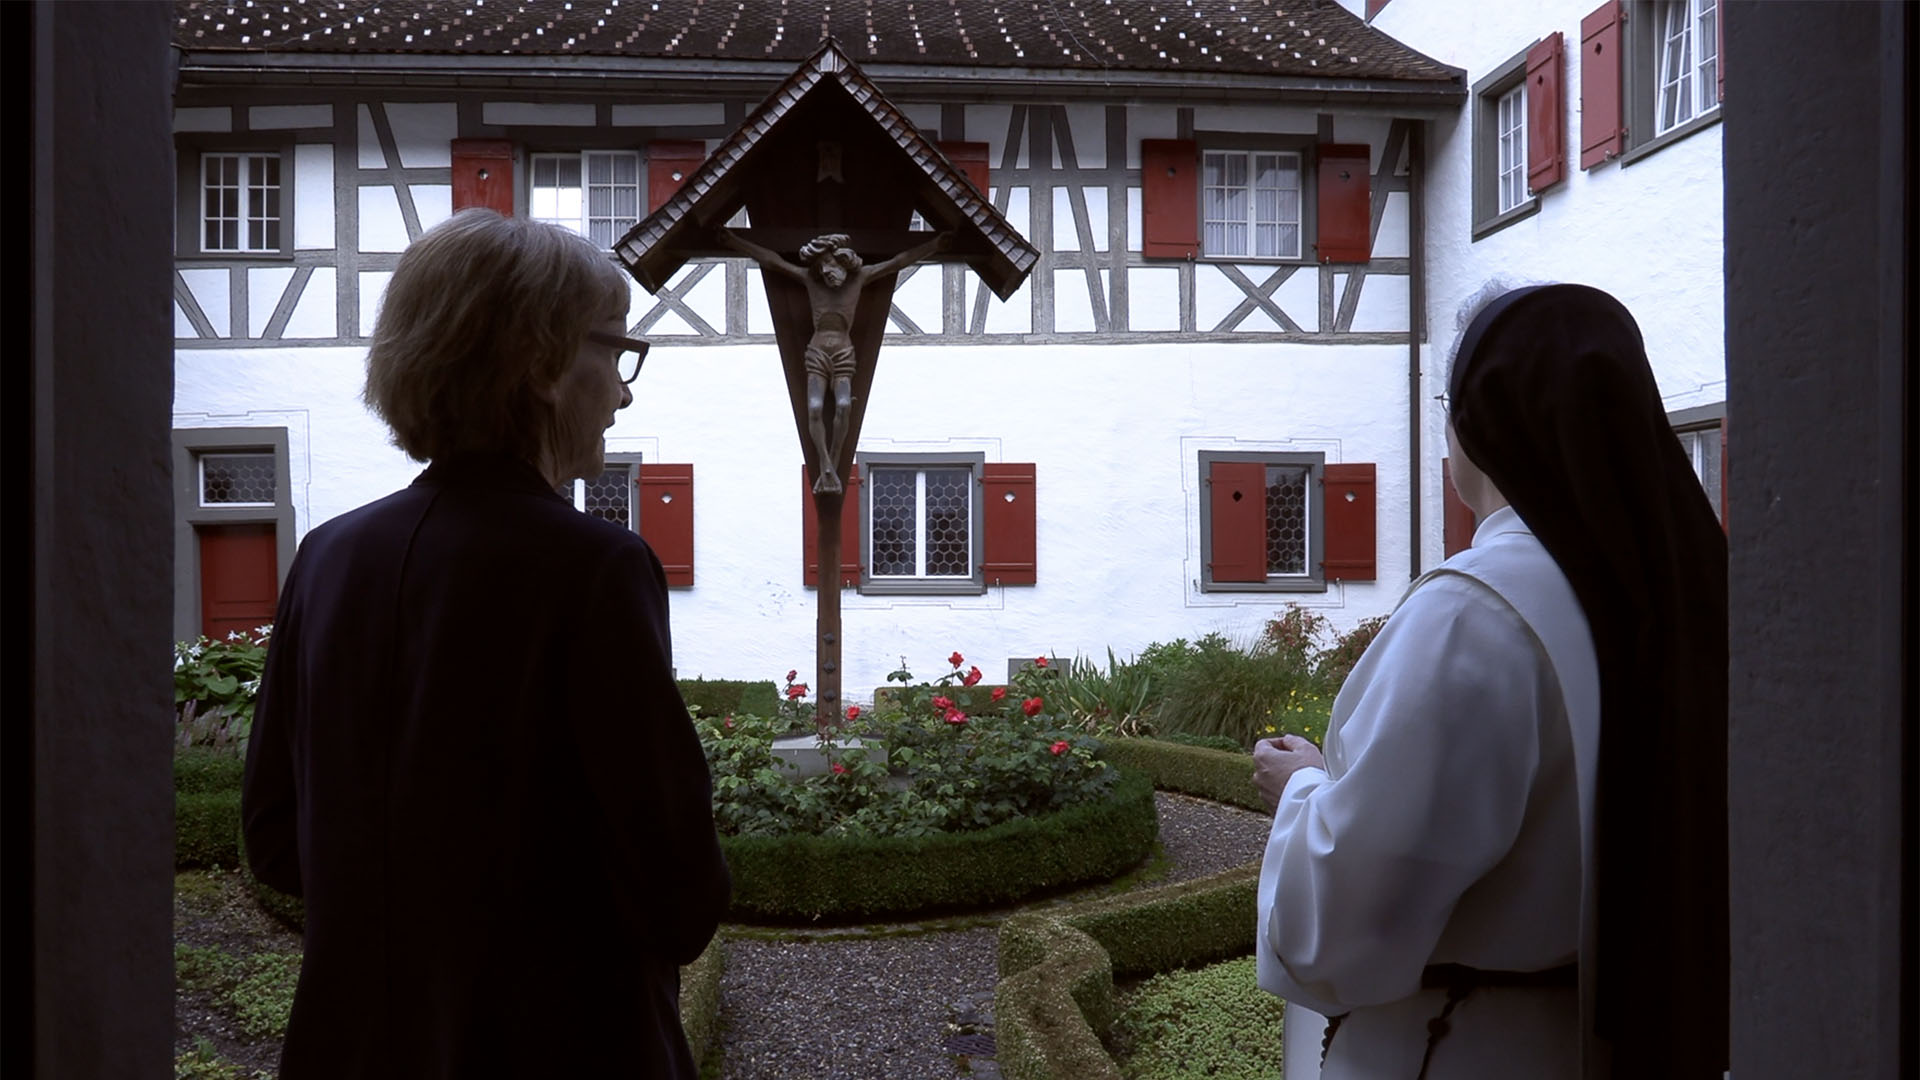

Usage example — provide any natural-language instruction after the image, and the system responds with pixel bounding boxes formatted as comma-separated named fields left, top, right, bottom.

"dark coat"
left=243, top=453, right=731, bottom=1079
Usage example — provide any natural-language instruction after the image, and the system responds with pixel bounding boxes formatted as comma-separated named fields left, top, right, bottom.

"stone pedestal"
left=770, top=733, right=887, bottom=778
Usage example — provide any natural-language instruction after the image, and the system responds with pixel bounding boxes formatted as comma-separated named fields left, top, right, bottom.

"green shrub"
left=174, top=943, right=300, bottom=1041
left=721, top=767, right=1157, bottom=921
left=994, top=862, right=1262, bottom=1080
left=176, top=790, right=243, bottom=869
left=1097, top=738, right=1265, bottom=814
left=698, top=679, right=1119, bottom=840
left=174, top=1036, right=271, bottom=1080
left=677, top=677, right=779, bottom=720
left=1111, top=955, right=1286, bottom=1080
left=175, top=747, right=246, bottom=795
left=678, top=935, right=725, bottom=1066
left=1315, top=614, right=1388, bottom=689
left=994, top=919, right=1121, bottom=1080
left=1149, top=732, right=1245, bottom=754
left=175, top=632, right=270, bottom=750
left=1149, top=632, right=1332, bottom=749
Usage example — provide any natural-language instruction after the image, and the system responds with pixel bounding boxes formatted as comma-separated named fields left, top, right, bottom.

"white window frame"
left=1495, top=83, right=1529, bottom=214
left=1201, top=149, right=1305, bottom=260
left=1654, top=0, right=1720, bottom=137
left=199, top=152, right=283, bottom=254
left=856, top=451, right=987, bottom=596
left=528, top=150, right=643, bottom=249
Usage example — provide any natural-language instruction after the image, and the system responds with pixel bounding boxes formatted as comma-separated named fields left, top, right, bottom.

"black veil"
left=1449, top=283, right=1729, bottom=1076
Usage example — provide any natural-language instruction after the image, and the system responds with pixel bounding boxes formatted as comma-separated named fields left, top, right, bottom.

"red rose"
left=1035, top=656, right=1050, bottom=668
left=787, top=684, right=808, bottom=699
left=845, top=705, right=861, bottom=721
left=724, top=717, right=734, bottom=730
left=948, top=651, right=965, bottom=668
left=931, top=696, right=953, bottom=711
left=962, top=666, right=983, bottom=687
left=1022, top=697, right=1044, bottom=717
left=944, top=708, right=968, bottom=725
left=787, top=669, right=798, bottom=682
left=990, top=687, right=1006, bottom=702
left=1050, top=740, right=1070, bottom=756
left=831, top=762, right=848, bottom=775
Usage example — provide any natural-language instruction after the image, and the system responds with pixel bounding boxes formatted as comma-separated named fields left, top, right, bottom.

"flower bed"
left=720, top=766, right=1157, bottom=922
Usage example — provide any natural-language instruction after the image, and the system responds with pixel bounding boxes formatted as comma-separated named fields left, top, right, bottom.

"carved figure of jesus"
left=719, top=227, right=952, bottom=494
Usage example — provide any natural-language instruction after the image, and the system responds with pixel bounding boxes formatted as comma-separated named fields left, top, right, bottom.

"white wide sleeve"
left=1255, top=574, right=1551, bottom=1015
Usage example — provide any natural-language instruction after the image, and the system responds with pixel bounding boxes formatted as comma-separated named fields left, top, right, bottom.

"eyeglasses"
left=586, top=329, right=650, bottom=384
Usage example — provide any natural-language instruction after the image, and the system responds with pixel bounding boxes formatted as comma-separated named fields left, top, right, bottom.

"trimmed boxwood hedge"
left=176, top=748, right=246, bottom=869
left=677, top=677, right=779, bottom=720
left=679, top=935, right=725, bottom=1067
left=1098, top=737, right=1266, bottom=814
left=995, top=861, right=1262, bottom=1080
left=993, top=921, right=1120, bottom=1080
left=720, top=766, right=1158, bottom=922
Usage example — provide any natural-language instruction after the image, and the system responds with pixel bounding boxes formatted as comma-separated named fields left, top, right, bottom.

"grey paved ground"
left=714, top=791, right=1272, bottom=1079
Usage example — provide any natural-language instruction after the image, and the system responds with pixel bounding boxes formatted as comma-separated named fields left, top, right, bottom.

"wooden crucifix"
left=610, top=38, right=1039, bottom=735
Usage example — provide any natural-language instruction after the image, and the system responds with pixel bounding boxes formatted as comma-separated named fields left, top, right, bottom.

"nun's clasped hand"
left=1252, top=734, right=1326, bottom=813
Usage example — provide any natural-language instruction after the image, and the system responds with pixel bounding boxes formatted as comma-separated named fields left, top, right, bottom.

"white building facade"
left=169, top=0, right=1724, bottom=696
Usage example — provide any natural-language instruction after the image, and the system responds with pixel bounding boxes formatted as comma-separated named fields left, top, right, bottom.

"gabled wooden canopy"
left=612, top=37, right=1038, bottom=301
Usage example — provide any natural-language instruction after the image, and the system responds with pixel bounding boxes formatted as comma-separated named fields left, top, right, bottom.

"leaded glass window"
left=530, top=151, right=642, bottom=249
left=869, top=466, right=973, bottom=579
left=201, top=153, right=282, bottom=253
left=199, top=453, right=277, bottom=507
left=557, top=463, right=636, bottom=529
left=1202, top=150, right=1303, bottom=259
left=1265, top=465, right=1310, bottom=577
left=1656, top=0, right=1719, bottom=136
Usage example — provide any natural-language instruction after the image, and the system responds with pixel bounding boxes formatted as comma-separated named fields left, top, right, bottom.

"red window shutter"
left=1315, top=144, right=1372, bottom=264
left=1526, top=33, right=1567, bottom=194
left=1322, top=463, right=1377, bottom=582
left=801, top=464, right=862, bottom=588
left=981, top=463, right=1037, bottom=585
left=1580, top=1, right=1625, bottom=169
left=647, top=140, right=706, bottom=213
left=637, top=464, right=694, bottom=587
left=1141, top=139, right=1199, bottom=259
left=1442, top=458, right=1479, bottom=558
left=939, top=141, right=991, bottom=197
left=1208, top=461, right=1267, bottom=583
left=451, top=139, right=514, bottom=216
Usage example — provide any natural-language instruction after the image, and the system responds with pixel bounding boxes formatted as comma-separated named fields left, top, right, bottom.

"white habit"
left=1257, top=507, right=1602, bottom=1079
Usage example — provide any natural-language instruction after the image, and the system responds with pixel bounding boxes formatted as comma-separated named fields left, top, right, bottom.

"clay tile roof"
left=172, top=0, right=1458, bottom=84
left=616, top=38, right=1040, bottom=301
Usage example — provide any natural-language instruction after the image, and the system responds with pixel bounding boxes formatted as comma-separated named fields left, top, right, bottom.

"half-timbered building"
left=168, top=0, right=1725, bottom=692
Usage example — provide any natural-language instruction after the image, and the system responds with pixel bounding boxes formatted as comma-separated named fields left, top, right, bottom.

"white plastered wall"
left=1371, top=0, right=1727, bottom=569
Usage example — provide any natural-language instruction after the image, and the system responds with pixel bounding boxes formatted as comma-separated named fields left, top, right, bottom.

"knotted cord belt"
left=1317, top=962, right=1576, bottom=1079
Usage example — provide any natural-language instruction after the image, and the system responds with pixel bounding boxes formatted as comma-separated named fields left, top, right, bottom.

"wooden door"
left=198, top=523, right=278, bottom=640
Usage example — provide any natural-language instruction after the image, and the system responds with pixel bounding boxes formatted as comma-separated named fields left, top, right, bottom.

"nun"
left=1251, top=283, right=1728, bottom=1079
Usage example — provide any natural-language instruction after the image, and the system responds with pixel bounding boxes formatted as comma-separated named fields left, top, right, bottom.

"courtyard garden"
left=171, top=609, right=1380, bottom=1078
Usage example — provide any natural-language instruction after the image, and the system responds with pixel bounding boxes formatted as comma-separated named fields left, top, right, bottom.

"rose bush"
left=694, top=654, right=1115, bottom=840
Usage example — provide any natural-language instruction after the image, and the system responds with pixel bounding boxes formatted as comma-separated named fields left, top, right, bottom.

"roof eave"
left=173, top=50, right=1468, bottom=106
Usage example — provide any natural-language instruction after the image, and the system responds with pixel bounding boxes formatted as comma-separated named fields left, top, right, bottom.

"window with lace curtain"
left=529, top=151, right=642, bottom=249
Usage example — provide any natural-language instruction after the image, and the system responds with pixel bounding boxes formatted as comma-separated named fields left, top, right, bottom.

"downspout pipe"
left=1408, top=121, right=1426, bottom=580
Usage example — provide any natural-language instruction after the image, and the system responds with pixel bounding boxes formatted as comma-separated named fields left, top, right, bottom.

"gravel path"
left=715, top=791, right=1273, bottom=1080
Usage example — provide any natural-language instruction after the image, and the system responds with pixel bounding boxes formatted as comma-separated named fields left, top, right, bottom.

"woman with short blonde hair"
left=246, top=208, right=729, bottom=1079
left=364, top=207, right=632, bottom=467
